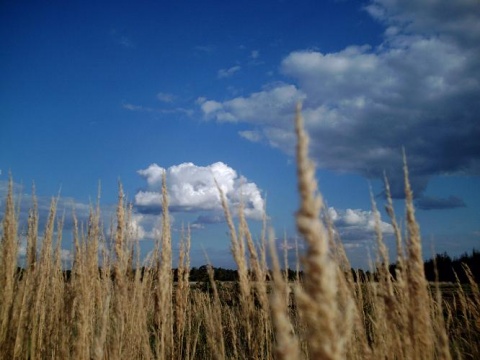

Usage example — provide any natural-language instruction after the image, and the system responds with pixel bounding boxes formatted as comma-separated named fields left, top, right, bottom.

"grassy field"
left=1, top=105, right=479, bottom=359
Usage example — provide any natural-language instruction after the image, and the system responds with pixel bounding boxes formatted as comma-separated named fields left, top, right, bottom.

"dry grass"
left=1, top=105, right=479, bottom=359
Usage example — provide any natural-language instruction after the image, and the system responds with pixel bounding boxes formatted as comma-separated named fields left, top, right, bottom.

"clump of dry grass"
left=0, top=106, right=479, bottom=359
left=0, top=178, right=18, bottom=352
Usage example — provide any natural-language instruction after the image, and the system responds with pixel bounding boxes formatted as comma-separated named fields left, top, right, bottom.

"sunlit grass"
left=1, top=106, right=478, bottom=359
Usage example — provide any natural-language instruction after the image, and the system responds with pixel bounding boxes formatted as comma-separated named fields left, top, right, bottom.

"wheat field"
left=1, top=106, right=479, bottom=359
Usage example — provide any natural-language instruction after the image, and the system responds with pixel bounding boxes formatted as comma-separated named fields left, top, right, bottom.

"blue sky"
left=1, top=0, right=479, bottom=269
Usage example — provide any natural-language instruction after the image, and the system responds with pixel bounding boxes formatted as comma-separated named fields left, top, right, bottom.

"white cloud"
left=197, top=0, right=480, bottom=198
left=217, top=65, right=241, bottom=79
left=122, top=103, right=145, bottom=111
left=251, top=50, right=260, bottom=59
left=197, top=98, right=223, bottom=116
left=17, top=242, right=27, bottom=258
left=327, top=207, right=393, bottom=242
left=199, top=83, right=305, bottom=125
left=190, top=223, right=205, bottom=230
left=238, top=130, right=263, bottom=142
left=60, top=249, right=73, bottom=262
left=135, top=162, right=265, bottom=221
left=129, top=213, right=164, bottom=240
left=281, top=45, right=383, bottom=104
left=17, top=240, right=73, bottom=264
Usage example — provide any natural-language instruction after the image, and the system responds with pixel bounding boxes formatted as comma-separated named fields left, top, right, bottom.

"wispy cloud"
left=122, top=102, right=193, bottom=116
left=111, top=29, right=135, bottom=48
left=118, top=36, right=134, bottom=48
left=194, top=45, right=215, bottom=54
left=248, top=49, right=264, bottom=66
left=157, top=92, right=176, bottom=103
left=217, top=65, right=241, bottom=79
left=122, top=103, right=153, bottom=112
left=238, top=130, right=263, bottom=142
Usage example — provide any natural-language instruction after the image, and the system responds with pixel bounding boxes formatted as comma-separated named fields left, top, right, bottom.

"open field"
left=1, top=107, right=479, bottom=359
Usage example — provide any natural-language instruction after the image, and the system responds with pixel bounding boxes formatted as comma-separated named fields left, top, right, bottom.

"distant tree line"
left=418, top=249, right=479, bottom=283
left=184, top=249, right=479, bottom=284
left=352, top=249, right=479, bottom=283
left=16, top=249, right=479, bottom=284
left=178, top=265, right=300, bottom=283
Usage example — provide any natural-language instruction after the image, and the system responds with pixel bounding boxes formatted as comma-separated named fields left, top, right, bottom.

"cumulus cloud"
left=415, top=195, right=466, bottom=210
left=128, top=213, right=165, bottom=240
left=197, top=83, right=305, bottom=126
left=327, top=207, right=394, bottom=243
left=135, top=162, right=265, bottom=221
left=274, top=206, right=392, bottom=266
left=197, top=0, right=480, bottom=198
left=217, top=65, right=241, bottom=79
